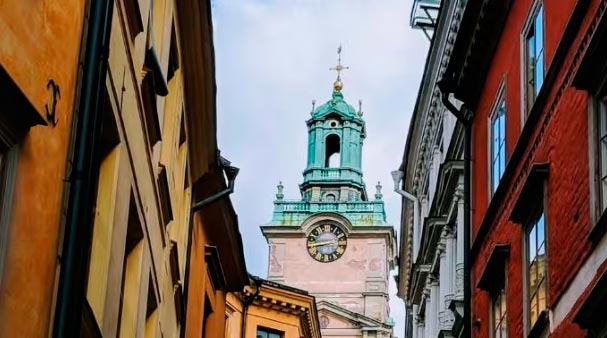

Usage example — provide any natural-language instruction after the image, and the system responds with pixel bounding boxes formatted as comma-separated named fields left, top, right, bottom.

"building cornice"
left=398, top=0, right=463, bottom=301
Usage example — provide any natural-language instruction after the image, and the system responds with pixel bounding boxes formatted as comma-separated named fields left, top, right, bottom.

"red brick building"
left=441, top=0, right=607, bottom=337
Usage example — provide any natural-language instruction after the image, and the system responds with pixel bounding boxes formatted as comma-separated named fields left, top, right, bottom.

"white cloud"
left=213, top=1, right=429, bottom=336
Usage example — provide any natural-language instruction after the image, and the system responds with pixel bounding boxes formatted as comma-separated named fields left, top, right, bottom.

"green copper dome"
left=311, top=90, right=361, bottom=121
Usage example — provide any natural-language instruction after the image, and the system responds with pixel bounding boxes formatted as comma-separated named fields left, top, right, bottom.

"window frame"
left=256, top=326, right=284, bottom=338
left=490, top=286, right=508, bottom=338
left=589, top=94, right=607, bottom=224
left=520, top=0, right=546, bottom=125
left=0, top=146, right=18, bottom=288
left=488, top=79, right=508, bottom=196
left=522, top=191, right=549, bottom=336
left=478, top=245, right=510, bottom=338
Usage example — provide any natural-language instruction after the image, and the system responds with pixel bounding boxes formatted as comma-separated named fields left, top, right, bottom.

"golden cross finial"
left=329, top=45, right=349, bottom=81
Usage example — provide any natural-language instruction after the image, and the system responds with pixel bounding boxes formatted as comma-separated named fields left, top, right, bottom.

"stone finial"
left=375, top=181, right=383, bottom=200
left=276, top=181, right=284, bottom=200
left=358, top=99, right=364, bottom=116
left=311, top=100, right=316, bottom=115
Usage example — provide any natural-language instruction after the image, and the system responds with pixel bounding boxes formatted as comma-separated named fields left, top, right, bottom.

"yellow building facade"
left=0, top=0, right=248, bottom=337
left=226, top=277, right=322, bottom=338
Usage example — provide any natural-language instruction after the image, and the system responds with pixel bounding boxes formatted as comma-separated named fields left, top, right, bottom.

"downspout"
left=437, top=78, right=471, bottom=338
left=391, top=170, right=419, bottom=338
left=391, top=170, right=420, bottom=261
left=191, top=157, right=240, bottom=212
left=241, top=278, right=262, bottom=338
left=180, top=156, right=239, bottom=338
left=53, top=0, right=114, bottom=337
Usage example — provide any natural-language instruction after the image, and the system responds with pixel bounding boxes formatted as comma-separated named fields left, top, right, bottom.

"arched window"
left=325, top=134, right=340, bottom=168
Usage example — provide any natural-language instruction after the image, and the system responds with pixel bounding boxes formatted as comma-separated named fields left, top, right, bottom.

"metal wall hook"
left=45, top=79, right=61, bottom=126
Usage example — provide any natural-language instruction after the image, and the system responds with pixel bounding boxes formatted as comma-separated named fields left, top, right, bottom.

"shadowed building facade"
left=261, top=55, right=396, bottom=338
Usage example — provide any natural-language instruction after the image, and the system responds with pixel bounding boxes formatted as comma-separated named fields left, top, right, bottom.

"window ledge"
left=589, top=208, right=607, bottom=245
left=509, top=162, right=549, bottom=224
left=477, top=244, right=510, bottom=291
left=527, top=310, right=550, bottom=338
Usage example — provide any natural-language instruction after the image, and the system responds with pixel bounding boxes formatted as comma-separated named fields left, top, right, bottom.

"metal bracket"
left=45, top=79, right=60, bottom=126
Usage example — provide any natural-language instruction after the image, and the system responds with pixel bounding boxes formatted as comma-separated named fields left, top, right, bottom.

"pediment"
left=316, top=300, right=391, bottom=330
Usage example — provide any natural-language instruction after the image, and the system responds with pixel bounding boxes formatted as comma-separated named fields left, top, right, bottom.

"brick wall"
left=468, top=0, right=606, bottom=336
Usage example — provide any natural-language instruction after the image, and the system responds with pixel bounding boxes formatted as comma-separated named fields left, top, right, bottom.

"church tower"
left=261, top=48, right=396, bottom=338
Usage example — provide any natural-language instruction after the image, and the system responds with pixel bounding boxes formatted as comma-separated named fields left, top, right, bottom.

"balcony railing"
left=302, top=168, right=363, bottom=184
left=277, top=201, right=379, bottom=213
left=272, top=200, right=387, bottom=226
left=320, top=169, right=340, bottom=179
left=410, top=0, right=441, bottom=40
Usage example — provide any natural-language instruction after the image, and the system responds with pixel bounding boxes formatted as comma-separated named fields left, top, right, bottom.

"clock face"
left=307, top=224, right=347, bottom=262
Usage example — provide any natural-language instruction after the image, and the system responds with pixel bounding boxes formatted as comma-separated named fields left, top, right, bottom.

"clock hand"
left=308, top=239, right=338, bottom=248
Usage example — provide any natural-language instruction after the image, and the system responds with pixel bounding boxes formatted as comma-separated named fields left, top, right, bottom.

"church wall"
left=269, top=236, right=389, bottom=320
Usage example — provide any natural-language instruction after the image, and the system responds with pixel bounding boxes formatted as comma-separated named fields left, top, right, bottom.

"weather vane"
left=329, top=45, right=349, bottom=81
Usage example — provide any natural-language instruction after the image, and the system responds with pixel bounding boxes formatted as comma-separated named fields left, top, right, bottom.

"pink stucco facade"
left=262, top=214, right=396, bottom=338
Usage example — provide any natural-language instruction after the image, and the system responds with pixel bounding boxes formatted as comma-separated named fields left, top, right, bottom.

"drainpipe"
left=437, top=78, right=471, bottom=338
left=191, top=157, right=240, bottom=212
left=52, top=0, right=114, bottom=337
left=391, top=170, right=420, bottom=260
left=391, top=170, right=420, bottom=338
left=241, top=277, right=262, bottom=338
left=180, top=156, right=239, bottom=338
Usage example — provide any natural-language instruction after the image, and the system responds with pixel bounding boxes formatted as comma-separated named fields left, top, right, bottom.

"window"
left=0, top=147, right=17, bottom=288
left=325, top=134, right=341, bottom=168
left=477, top=245, right=510, bottom=338
left=257, top=327, right=283, bottom=338
left=144, top=274, right=159, bottom=338
left=491, top=288, right=508, bottom=338
left=124, top=0, right=144, bottom=40
left=526, top=210, right=547, bottom=329
left=491, top=95, right=507, bottom=193
left=595, top=97, right=607, bottom=213
left=524, top=3, right=545, bottom=113
left=117, top=194, right=145, bottom=338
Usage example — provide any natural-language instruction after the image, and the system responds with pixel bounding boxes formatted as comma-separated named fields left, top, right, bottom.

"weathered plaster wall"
left=269, top=235, right=389, bottom=321
left=0, top=1, right=85, bottom=337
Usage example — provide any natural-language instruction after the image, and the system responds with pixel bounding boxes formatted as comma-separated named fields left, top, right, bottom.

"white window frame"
left=491, top=286, right=508, bottom=338
left=522, top=191, right=548, bottom=336
left=520, top=0, right=546, bottom=126
left=488, top=79, right=507, bottom=197
left=589, top=94, right=607, bottom=224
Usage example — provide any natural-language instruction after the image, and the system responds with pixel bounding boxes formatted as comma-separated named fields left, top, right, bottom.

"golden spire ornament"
left=329, top=45, right=349, bottom=91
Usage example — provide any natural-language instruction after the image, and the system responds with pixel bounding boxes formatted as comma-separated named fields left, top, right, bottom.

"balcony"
left=410, top=0, right=441, bottom=40
left=272, top=200, right=386, bottom=226
left=320, top=169, right=340, bottom=179
left=302, top=168, right=363, bottom=187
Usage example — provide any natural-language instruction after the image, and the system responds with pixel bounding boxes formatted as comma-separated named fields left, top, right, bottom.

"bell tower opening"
left=325, top=134, right=341, bottom=168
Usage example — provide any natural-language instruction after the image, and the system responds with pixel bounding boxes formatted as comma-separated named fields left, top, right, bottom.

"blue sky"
left=212, top=0, right=429, bottom=335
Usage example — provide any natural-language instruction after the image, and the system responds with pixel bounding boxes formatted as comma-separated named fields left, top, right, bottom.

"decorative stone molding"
left=439, top=309, right=456, bottom=330
left=455, top=266, right=464, bottom=298
left=402, top=0, right=466, bottom=304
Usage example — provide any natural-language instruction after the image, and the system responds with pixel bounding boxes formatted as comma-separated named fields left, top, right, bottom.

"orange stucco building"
left=226, top=276, right=322, bottom=338
left=0, top=0, right=86, bottom=336
left=0, top=0, right=250, bottom=337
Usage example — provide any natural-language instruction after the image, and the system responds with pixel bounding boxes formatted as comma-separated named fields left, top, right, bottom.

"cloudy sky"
left=212, top=0, right=429, bottom=335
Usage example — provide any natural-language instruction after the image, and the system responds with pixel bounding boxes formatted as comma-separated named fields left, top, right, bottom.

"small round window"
left=329, top=120, right=339, bottom=128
